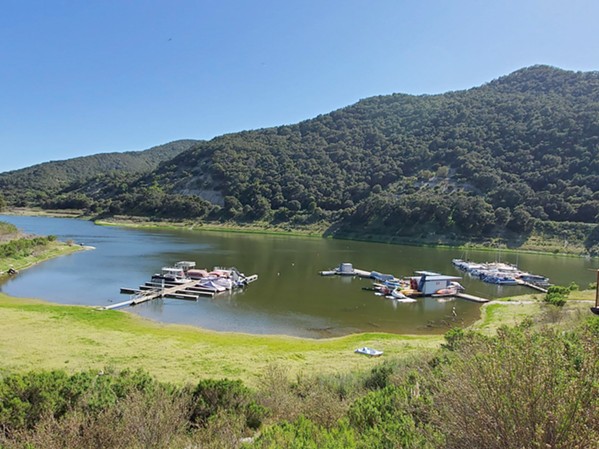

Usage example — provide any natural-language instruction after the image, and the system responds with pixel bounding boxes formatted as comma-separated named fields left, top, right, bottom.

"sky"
left=1, top=0, right=598, bottom=172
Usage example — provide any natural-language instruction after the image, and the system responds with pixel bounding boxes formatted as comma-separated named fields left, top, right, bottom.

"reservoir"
left=0, top=215, right=596, bottom=338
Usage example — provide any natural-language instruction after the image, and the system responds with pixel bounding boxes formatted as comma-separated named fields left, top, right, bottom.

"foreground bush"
left=433, top=324, right=599, bottom=449
left=1, top=315, right=597, bottom=448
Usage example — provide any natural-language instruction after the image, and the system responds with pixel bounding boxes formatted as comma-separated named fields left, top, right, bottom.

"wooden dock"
left=456, top=292, right=490, bottom=303
left=515, top=279, right=548, bottom=293
left=107, top=280, right=203, bottom=310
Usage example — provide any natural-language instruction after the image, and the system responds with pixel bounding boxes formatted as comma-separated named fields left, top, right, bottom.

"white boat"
left=389, top=288, right=417, bottom=302
left=354, top=347, right=383, bottom=357
left=391, top=288, right=408, bottom=299
left=151, top=267, right=189, bottom=283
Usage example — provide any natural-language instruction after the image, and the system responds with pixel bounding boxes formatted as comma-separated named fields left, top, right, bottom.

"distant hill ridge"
left=0, top=140, right=199, bottom=204
left=2, top=66, right=598, bottom=253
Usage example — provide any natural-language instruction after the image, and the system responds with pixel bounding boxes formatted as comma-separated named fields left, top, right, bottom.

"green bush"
left=363, top=364, right=393, bottom=390
left=0, top=236, right=55, bottom=259
left=190, top=379, right=265, bottom=430
left=0, top=368, right=164, bottom=435
left=347, top=383, right=439, bottom=449
left=433, top=326, right=599, bottom=449
left=545, top=291, right=567, bottom=307
left=250, top=416, right=357, bottom=449
left=544, top=285, right=573, bottom=307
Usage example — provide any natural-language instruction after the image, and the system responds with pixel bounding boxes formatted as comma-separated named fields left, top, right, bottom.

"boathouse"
left=411, top=271, right=462, bottom=296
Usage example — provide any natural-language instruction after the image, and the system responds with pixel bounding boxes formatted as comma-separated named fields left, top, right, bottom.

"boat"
left=151, top=262, right=257, bottom=291
left=151, top=267, right=189, bottom=284
left=391, top=288, right=408, bottom=299
left=433, top=281, right=465, bottom=297
left=354, top=347, right=383, bottom=357
left=433, top=286, right=458, bottom=297
left=389, top=288, right=417, bottom=302
left=519, top=274, right=550, bottom=287
left=452, top=258, right=549, bottom=287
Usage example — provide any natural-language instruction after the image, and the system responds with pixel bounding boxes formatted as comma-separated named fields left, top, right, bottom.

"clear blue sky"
left=1, top=0, right=598, bottom=172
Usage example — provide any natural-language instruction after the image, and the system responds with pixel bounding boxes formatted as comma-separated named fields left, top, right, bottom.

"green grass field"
left=2, top=289, right=594, bottom=385
left=0, top=294, right=442, bottom=385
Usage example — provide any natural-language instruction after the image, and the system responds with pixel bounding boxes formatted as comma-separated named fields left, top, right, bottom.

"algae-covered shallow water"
left=1, top=215, right=596, bottom=338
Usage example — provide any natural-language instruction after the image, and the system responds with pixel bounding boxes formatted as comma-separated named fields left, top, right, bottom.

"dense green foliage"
left=0, top=235, right=56, bottom=259
left=1, top=315, right=597, bottom=448
left=543, top=283, right=579, bottom=307
left=2, top=66, right=599, bottom=248
left=0, top=140, right=198, bottom=206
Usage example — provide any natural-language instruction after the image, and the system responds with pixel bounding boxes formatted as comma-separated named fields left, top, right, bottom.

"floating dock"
left=515, top=279, right=548, bottom=293
left=106, top=279, right=202, bottom=309
left=105, top=261, right=258, bottom=310
left=455, top=292, right=490, bottom=303
left=320, top=263, right=372, bottom=278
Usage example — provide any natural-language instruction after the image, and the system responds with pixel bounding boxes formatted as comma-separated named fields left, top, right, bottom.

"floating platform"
left=319, top=263, right=372, bottom=278
left=455, top=292, right=490, bottom=303
left=515, top=279, right=548, bottom=293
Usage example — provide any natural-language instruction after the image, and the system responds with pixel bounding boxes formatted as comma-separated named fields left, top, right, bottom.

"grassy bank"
left=99, top=215, right=592, bottom=257
left=471, top=290, right=596, bottom=334
left=4, top=208, right=594, bottom=256
left=95, top=215, right=328, bottom=238
left=0, top=239, right=85, bottom=274
left=0, top=294, right=440, bottom=385
left=2, top=289, right=595, bottom=385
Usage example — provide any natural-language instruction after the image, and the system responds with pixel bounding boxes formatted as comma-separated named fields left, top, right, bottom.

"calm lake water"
left=1, top=215, right=597, bottom=338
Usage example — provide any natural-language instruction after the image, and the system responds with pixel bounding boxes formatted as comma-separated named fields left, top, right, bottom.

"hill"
left=0, top=139, right=199, bottom=206
left=2, top=66, right=599, bottom=253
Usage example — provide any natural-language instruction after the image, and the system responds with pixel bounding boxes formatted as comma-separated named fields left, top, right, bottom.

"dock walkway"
left=515, top=279, right=548, bottom=293
left=455, top=292, right=490, bottom=303
left=106, top=280, right=201, bottom=310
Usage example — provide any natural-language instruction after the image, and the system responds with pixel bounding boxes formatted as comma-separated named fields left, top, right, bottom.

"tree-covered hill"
left=3, top=66, right=599, bottom=252
left=0, top=139, right=199, bottom=206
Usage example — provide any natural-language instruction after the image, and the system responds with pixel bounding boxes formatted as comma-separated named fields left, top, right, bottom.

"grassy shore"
left=3, top=207, right=594, bottom=256
left=97, top=216, right=592, bottom=257
left=95, top=215, right=328, bottom=239
left=0, top=293, right=441, bottom=385
left=0, top=240, right=85, bottom=274
left=2, top=288, right=594, bottom=386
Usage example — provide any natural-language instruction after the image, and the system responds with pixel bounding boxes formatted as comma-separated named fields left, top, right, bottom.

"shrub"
left=433, top=326, right=599, bottom=449
left=363, top=364, right=393, bottom=390
left=250, top=416, right=357, bottom=449
left=190, top=379, right=265, bottom=430
left=544, top=285, right=571, bottom=307
left=347, top=384, right=439, bottom=449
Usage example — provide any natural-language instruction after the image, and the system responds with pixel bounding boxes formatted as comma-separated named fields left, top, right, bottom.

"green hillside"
left=3, top=66, right=599, bottom=253
left=0, top=139, right=199, bottom=206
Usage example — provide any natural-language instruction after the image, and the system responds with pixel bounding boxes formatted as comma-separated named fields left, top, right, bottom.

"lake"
left=0, top=215, right=596, bottom=338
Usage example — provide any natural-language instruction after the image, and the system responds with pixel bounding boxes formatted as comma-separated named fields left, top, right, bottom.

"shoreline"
left=1, top=289, right=594, bottom=385
left=3, top=207, right=594, bottom=258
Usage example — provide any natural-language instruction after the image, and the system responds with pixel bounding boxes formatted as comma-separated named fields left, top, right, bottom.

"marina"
left=109, top=261, right=258, bottom=310
left=322, top=262, right=484, bottom=303
left=452, top=258, right=550, bottom=290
